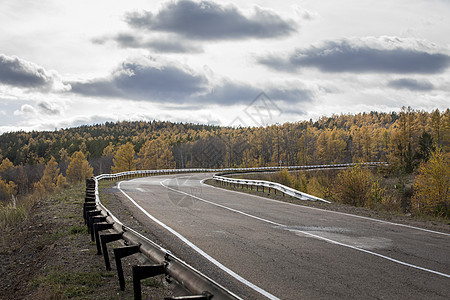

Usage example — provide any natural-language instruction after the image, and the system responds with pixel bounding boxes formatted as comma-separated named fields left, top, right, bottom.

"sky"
left=0, top=0, right=449, bottom=133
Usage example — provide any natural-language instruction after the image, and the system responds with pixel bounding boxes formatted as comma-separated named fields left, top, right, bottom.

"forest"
left=0, top=107, right=449, bottom=217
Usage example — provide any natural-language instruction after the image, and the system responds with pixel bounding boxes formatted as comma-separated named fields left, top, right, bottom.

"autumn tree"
left=316, top=128, right=347, bottom=163
left=334, top=165, right=376, bottom=207
left=37, top=157, right=60, bottom=192
left=411, top=149, right=449, bottom=217
left=430, top=109, right=441, bottom=147
left=158, top=148, right=176, bottom=169
left=138, top=140, right=158, bottom=170
left=443, top=109, right=450, bottom=159
left=0, top=158, right=14, bottom=173
left=0, top=158, right=17, bottom=202
left=102, top=143, right=115, bottom=158
left=56, top=173, right=68, bottom=190
left=112, top=142, right=137, bottom=172
left=58, top=148, right=70, bottom=175
left=67, top=151, right=93, bottom=183
left=0, top=178, right=17, bottom=202
left=138, top=139, right=174, bottom=170
left=414, top=132, right=434, bottom=164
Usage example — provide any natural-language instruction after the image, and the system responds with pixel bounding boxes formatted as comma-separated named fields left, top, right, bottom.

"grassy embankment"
left=0, top=180, right=168, bottom=299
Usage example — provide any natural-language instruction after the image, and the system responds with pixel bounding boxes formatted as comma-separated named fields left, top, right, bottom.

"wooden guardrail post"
left=113, top=244, right=141, bottom=290
left=99, top=232, right=123, bottom=270
left=132, top=264, right=166, bottom=300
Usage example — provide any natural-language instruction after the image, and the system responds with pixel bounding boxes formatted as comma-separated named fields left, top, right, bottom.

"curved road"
left=114, top=173, right=449, bottom=299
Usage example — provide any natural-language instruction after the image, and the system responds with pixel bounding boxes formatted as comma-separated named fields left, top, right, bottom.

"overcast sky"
left=0, top=0, right=449, bottom=133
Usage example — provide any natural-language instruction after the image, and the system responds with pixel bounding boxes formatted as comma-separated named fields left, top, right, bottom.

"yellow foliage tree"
left=38, top=157, right=60, bottom=192
left=273, top=168, right=293, bottom=187
left=412, top=149, right=449, bottom=216
left=56, top=173, right=68, bottom=190
left=102, top=143, right=115, bottom=158
left=0, top=178, right=17, bottom=201
left=138, top=139, right=175, bottom=170
left=67, top=151, right=93, bottom=183
left=158, top=148, right=176, bottom=169
left=33, top=181, right=46, bottom=199
left=0, top=158, right=14, bottom=173
left=112, top=142, right=137, bottom=172
left=335, top=165, right=375, bottom=207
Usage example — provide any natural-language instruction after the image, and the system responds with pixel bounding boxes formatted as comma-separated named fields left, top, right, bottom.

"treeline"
left=1, top=107, right=449, bottom=205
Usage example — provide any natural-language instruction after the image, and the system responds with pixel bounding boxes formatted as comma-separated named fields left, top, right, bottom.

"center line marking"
left=160, top=178, right=450, bottom=279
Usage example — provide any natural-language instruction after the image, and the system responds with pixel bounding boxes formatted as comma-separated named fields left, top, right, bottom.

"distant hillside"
left=0, top=108, right=448, bottom=173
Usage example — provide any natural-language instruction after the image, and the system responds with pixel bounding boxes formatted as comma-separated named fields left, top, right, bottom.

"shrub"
left=334, top=165, right=374, bottom=207
left=411, top=149, right=449, bottom=217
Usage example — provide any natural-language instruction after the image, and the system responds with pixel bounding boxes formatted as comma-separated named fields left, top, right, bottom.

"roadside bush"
left=334, top=165, right=375, bottom=207
left=411, top=149, right=449, bottom=217
left=272, top=168, right=293, bottom=187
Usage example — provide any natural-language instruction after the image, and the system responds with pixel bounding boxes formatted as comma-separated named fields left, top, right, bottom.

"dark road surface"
left=114, top=173, right=450, bottom=299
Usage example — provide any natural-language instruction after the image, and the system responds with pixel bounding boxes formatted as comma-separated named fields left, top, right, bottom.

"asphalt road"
left=115, top=173, right=450, bottom=299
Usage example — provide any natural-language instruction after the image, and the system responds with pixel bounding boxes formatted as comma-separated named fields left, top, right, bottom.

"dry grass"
left=0, top=195, right=38, bottom=246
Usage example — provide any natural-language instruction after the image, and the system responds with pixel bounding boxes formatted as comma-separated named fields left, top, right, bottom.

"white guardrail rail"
left=212, top=175, right=332, bottom=203
left=84, top=162, right=386, bottom=299
left=95, top=162, right=387, bottom=181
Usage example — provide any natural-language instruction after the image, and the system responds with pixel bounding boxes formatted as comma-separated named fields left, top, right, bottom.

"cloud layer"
left=93, top=33, right=203, bottom=53
left=70, top=58, right=207, bottom=101
left=388, top=78, right=434, bottom=91
left=259, top=37, right=450, bottom=74
left=70, top=57, right=313, bottom=106
left=96, top=0, right=298, bottom=53
left=125, top=0, right=297, bottom=40
left=0, top=54, right=61, bottom=90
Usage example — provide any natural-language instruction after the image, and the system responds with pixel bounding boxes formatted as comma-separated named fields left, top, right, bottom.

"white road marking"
left=200, top=178, right=450, bottom=237
left=118, top=181, right=279, bottom=300
left=136, top=187, right=146, bottom=192
left=291, top=229, right=450, bottom=278
left=162, top=178, right=450, bottom=279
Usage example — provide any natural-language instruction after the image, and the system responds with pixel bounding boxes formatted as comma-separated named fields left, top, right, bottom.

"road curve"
left=113, top=173, right=450, bottom=299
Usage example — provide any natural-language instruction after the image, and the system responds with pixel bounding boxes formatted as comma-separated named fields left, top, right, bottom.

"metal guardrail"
left=84, top=177, right=240, bottom=300
left=212, top=162, right=387, bottom=204
left=94, top=162, right=387, bottom=181
left=212, top=175, right=331, bottom=203
left=84, top=162, right=387, bottom=299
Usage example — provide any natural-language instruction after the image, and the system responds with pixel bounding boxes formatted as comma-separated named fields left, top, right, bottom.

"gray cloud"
left=125, top=0, right=297, bottom=40
left=69, top=58, right=314, bottom=106
left=259, top=37, right=450, bottom=74
left=202, top=81, right=312, bottom=105
left=37, top=101, right=61, bottom=115
left=94, top=33, right=203, bottom=53
left=0, top=54, right=55, bottom=89
left=13, top=104, right=36, bottom=116
left=70, top=59, right=207, bottom=101
left=388, top=78, right=434, bottom=91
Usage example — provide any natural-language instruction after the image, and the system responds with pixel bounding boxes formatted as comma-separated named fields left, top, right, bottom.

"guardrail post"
left=100, top=232, right=123, bottom=271
left=86, top=210, right=102, bottom=232
left=132, top=264, right=166, bottom=300
left=93, top=222, right=114, bottom=254
left=83, top=203, right=96, bottom=224
left=114, top=244, right=141, bottom=290
left=85, top=194, right=96, bottom=202
left=90, top=216, right=107, bottom=241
